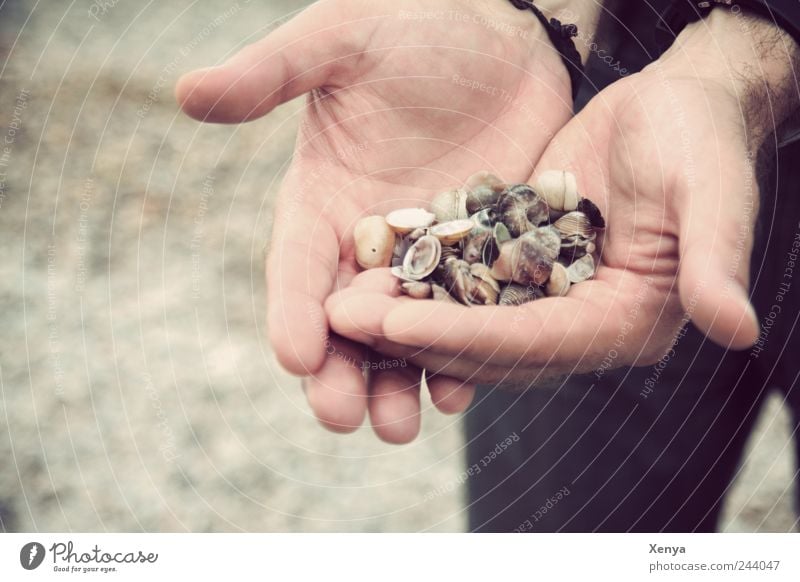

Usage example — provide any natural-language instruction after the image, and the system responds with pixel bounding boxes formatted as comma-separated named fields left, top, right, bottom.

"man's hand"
left=326, top=6, right=800, bottom=387
left=175, top=0, right=586, bottom=442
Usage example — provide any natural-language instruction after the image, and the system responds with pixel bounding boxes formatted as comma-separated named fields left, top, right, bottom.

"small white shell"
left=354, top=216, right=395, bottom=270
left=429, top=219, right=474, bottom=245
left=534, top=170, right=579, bottom=212
left=400, top=235, right=441, bottom=280
left=385, top=208, right=436, bottom=235
left=545, top=262, right=571, bottom=297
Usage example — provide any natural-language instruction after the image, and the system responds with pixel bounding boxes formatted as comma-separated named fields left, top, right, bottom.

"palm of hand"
left=325, top=69, right=759, bottom=387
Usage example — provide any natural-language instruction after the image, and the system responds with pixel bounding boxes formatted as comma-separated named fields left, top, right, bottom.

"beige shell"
left=385, top=207, right=436, bottom=235
left=534, top=170, right=579, bottom=212
left=490, top=229, right=559, bottom=286
left=429, top=219, right=475, bottom=245
left=554, top=211, right=594, bottom=239
left=430, top=189, right=468, bottom=223
left=400, top=234, right=441, bottom=280
left=470, top=263, right=501, bottom=305
left=545, top=262, right=571, bottom=297
left=401, top=281, right=433, bottom=299
left=567, top=254, right=596, bottom=283
left=354, top=216, right=395, bottom=270
left=431, top=283, right=459, bottom=303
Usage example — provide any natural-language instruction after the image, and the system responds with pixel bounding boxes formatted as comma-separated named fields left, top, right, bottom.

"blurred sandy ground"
left=0, top=0, right=794, bottom=532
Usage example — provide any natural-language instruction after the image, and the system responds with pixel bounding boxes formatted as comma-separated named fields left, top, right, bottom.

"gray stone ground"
left=0, top=0, right=795, bottom=532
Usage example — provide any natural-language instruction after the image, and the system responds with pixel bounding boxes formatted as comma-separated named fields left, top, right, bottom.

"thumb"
left=676, top=161, right=760, bottom=349
left=175, top=2, right=371, bottom=123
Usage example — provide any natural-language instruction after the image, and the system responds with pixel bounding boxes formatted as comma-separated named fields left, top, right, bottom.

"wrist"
left=533, top=0, right=604, bottom=63
left=657, top=6, right=800, bottom=148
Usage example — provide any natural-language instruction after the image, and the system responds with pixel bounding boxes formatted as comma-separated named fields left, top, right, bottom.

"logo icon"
left=20, top=542, right=45, bottom=570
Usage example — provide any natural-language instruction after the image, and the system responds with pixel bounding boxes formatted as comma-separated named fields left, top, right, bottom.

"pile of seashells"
left=353, top=170, right=604, bottom=306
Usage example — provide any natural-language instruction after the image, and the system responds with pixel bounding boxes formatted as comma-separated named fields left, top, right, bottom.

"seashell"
left=465, top=170, right=506, bottom=193
left=354, top=216, right=395, bottom=270
left=470, top=263, right=501, bottom=305
left=470, top=207, right=496, bottom=228
left=554, top=211, right=593, bottom=239
left=429, top=219, right=474, bottom=245
left=567, top=253, right=595, bottom=283
left=385, top=207, right=436, bottom=235
left=430, top=189, right=468, bottom=223
left=462, top=214, right=493, bottom=264
left=465, top=171, right=506, bottom=214
left=490, top=228, right=559, bottom=286
left=440, top=245, right=461, bottom=262
left=397, top=235, right=441, bottom=281
left=441, top=257, right=476, bottom=305
left=585, top=242, right=597, bottom=255
left=431, top=283, right=459, bottom=303
left=488, top=241, right=514, bottom=281
left=545, top=262, right=571, bottom=297
left=401, top=281, right=433, bottom=299
left=496, top=184, right=550, bottom=237
left=576, top=197, right=605, bottom=229
left=533, top=170, right=579, bottom=212
left=499, top=283, right=543, bottom=306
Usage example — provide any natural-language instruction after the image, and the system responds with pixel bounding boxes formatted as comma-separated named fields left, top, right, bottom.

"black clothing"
left=465, top=1, right=800, bottom=532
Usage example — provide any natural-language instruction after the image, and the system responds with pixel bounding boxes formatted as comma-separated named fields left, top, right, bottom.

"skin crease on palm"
left=176, top=2, right=791, bottom=444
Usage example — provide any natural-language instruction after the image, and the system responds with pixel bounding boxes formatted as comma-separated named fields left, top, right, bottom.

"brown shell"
left=496, top=184, right=550, bottom=237
left=499, top=283, right=543, bottom=306
left=465, top=171, right=506, bottom=214
left=554, top=211, right=594, bottom=239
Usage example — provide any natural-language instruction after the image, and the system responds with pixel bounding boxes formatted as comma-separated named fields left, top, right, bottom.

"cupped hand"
left=175, top=0, right=573, bottom=441
left=327, top=32, right=771, bottom=389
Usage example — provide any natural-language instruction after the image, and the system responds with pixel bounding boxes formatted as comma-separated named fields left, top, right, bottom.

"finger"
left=304, top=335, right=368, bottom=433
left=676, top=157, right=759, bottom=349
left=325, top=279, right=556, bottom=380
left=382, top=280, right=626, bottom=368
left=368, top=360, right=421, bottom=444
left=176, top=2, right=371, bottom=122
left=267, top=199, right=344, bottom=375
left=425, top=372, right=476, bottom=414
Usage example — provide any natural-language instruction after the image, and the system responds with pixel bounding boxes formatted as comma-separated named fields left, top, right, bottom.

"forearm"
left=657, top=6, right=800, bottom=149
